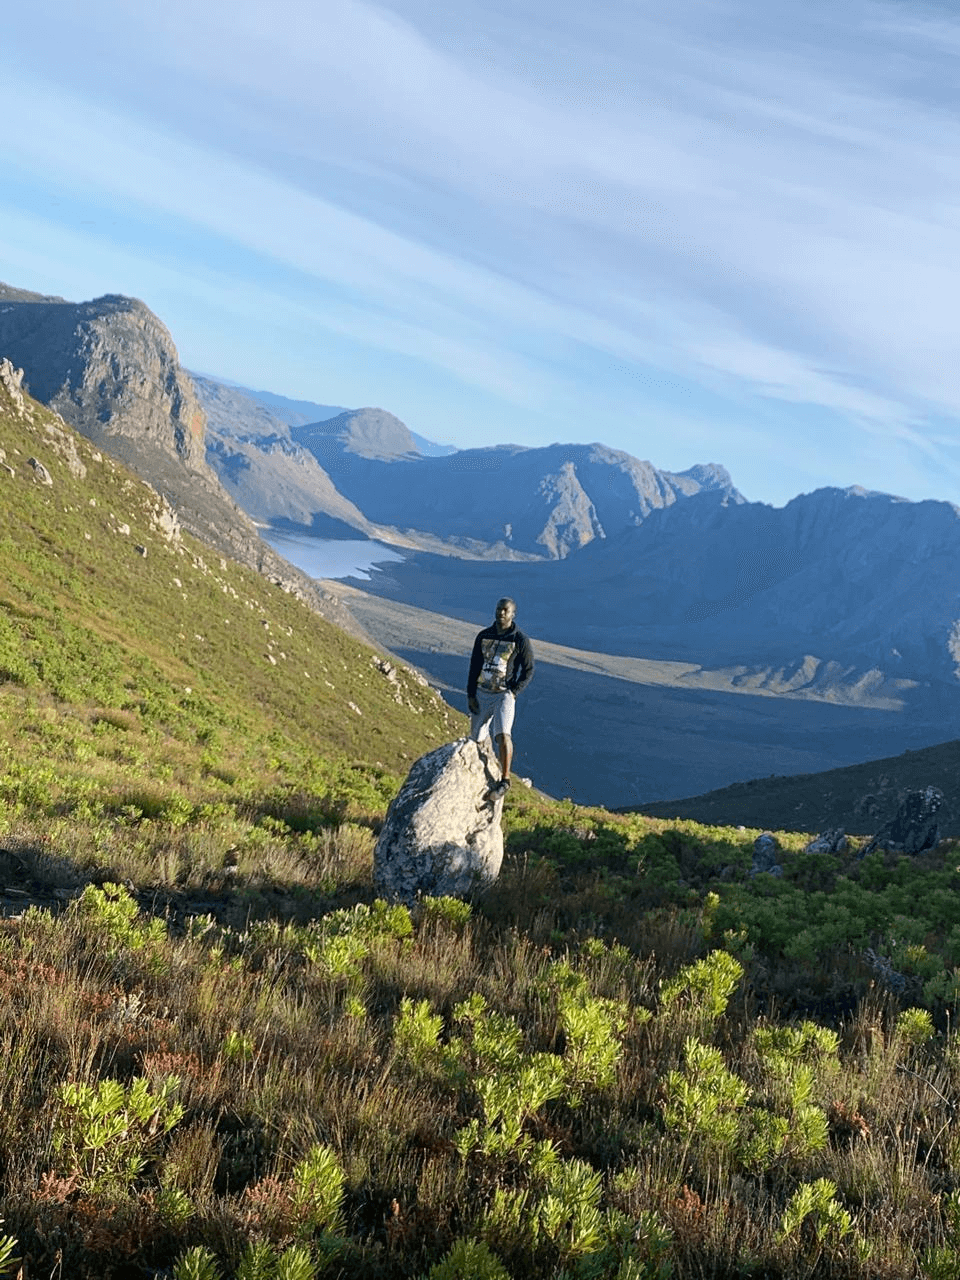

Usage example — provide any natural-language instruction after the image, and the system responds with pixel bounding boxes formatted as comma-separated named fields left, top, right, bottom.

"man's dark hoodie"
left=467, top=621, right=535, bottom=699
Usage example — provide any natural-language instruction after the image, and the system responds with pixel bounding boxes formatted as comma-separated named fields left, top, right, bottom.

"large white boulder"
left=373, top=738, right=505, bottom=903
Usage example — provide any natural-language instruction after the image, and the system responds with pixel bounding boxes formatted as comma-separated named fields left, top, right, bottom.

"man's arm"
left=466, top=631, right=485, bottom=702
left=508, top=631, right=535, bottom=694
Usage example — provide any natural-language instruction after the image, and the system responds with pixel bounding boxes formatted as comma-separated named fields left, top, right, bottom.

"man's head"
left=494, top=597, right=516, bottom=632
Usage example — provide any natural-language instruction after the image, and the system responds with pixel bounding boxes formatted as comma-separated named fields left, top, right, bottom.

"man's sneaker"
left=486, top=778, right=511, bottom=800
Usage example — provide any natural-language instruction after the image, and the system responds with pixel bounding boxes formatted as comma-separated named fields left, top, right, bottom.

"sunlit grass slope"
left=3, top=372, right=960, bottom=1278
left=0, top=372, right=458, bottom=839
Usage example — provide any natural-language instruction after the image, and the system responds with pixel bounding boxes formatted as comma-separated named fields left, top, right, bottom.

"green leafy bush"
left=173, top=1247, right=222, bottom=1280
left=51, top=1075, right=184, bottom=1195
left=425, top=1237, right=511, bottom=1280
left=663, top=1037, right=749, bottom=1154
left=74, top=881, right=167, bottom=958
left=290, top=1143, right=346, bottom=1237
left=777, top=1177, right=853, bottom=1245
left=660, top=950, right=744, bottom=1024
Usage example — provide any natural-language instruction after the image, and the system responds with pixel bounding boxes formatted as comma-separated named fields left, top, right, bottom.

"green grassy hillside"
left=0, top=372, right=458, bottom=848
left=3, top=374, right=960, bottom=1278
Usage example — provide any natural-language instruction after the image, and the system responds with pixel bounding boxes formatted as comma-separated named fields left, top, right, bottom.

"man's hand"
left=468, top=695, right=480, bottom=715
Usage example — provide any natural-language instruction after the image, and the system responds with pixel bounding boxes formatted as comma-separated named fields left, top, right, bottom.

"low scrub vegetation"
left=4, top=376, right=960, bottom=1277
left=0, top=840, right=959, bottom=1279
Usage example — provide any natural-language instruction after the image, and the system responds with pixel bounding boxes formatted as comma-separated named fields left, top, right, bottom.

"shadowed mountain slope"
left=356, top=485, right=960, bottom=701
left=193, top=374, right=372, bottom=538
left=634, top=736, right=960, bottom=838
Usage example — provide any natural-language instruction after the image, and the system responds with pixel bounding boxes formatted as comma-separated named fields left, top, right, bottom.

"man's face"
left=495, top=599, right=516, bottom=631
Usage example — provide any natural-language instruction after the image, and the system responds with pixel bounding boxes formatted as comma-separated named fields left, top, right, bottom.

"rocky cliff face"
left=194, top=375, right=372, bottom=537
left=0, top=284, right=368, bottom=640
left=0, top=287, right=205, bottom=470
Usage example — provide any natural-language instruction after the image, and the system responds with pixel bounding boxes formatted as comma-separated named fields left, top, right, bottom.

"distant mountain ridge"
left=290, top=419, right=743, bottom=558
left=193, top=367, right=743, bottom=561
left=197, top=377, right=455, bottom=455
left=192, top=374, right=373, bottom=538
left=297, top=406, right=420, bottom=460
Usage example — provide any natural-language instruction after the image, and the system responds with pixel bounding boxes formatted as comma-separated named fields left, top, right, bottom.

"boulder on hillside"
left=373, top=738, right=505, bottom=904
left=750, top=832, right=782, bottom=877
left=803, top=829, right=849, bottom=855
left=860, top=786, right=944, bottom=857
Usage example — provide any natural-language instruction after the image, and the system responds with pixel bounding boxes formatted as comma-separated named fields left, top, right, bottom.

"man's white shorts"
left=470, top=688, right=515, bottom=743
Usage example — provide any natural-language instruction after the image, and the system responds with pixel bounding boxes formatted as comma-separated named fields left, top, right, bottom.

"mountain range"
left=1, top=279, right=958, bottom=810
left=194, top=373, right=739, bottom=560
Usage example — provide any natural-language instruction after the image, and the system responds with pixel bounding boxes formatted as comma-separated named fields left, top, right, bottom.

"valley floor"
left=332, top=584, right=951, bottom=812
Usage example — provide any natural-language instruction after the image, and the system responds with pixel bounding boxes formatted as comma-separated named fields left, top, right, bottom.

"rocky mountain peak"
left=0, top=286, right=207, bottom=472
left=670, top=462, right=740, bottom=495
left=294, top=407, right=418, bottom=460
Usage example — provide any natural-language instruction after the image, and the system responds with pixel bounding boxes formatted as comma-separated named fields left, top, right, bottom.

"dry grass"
left=0, top=843, right=951, bottom=1278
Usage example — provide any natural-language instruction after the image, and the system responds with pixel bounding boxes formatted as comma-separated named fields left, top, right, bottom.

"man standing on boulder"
left=467, top=597, right=535, bottom=799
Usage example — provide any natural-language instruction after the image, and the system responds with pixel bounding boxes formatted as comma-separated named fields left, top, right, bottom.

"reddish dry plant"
left=140, top=1050, right=202, bottom=1081
left=35, top=1170, right=83, bottom=1204
left=240, top=1174, right=296, bottom=1234
left=0, top=957, right=67, bottom=994
left=76, top=988, right=124, bottom=1018
left=672, top=1184, right=707, bottom=1226
left=829, top=1101, right=872, bottom=1145
left=36, top=1193, right=165, bottom=1264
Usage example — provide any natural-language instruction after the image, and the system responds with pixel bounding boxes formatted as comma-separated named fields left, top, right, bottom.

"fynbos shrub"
left=51, top=1074, right=184, bottom=1195
left=660, top=950, right=743, bottom=1026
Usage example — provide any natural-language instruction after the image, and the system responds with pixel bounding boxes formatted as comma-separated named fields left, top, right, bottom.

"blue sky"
left=2, top=0, right=960, bottom=507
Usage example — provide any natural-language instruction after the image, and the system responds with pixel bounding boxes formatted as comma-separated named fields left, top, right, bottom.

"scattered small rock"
left=863, top=947, right=910, bottom=995
left=28, top=457, right=52, bottom=486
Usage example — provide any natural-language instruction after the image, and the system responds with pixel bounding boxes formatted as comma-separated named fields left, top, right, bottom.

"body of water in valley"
left=261, top=530, right=405, bottom=581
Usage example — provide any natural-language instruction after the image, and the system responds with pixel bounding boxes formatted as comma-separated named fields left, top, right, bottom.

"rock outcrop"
left=803, top=829, right=849, bottom=855
left=0, top=289, right=207, bottom=471
left=0, top=358, right=25, bottom=416
left=373, top=738, right=505, bottom=903
left=861, top=787, right=944, bottom=857
left=749, top=832, right=783, bottom=877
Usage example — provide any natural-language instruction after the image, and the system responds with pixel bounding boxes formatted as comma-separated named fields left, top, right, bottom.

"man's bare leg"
left=495, top=733, right=513, bottom=782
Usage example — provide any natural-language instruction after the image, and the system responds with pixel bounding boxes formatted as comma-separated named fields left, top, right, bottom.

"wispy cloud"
left=2, top=0, right=960, bottom=504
